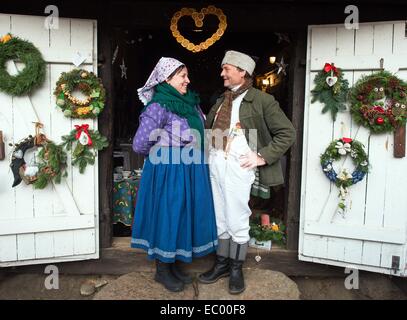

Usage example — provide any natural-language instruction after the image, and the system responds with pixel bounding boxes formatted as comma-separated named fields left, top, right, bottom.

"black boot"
left=198, top=255, right=230, bottom=284
left=229, top=259, right=245, bottom=294
left=228, top=241, right=248, bottom=294
left=154, top=260, right=184, bottom=292
left=170, top=262, right=193, bottom=284
left=198, top=238, right=231, bottom=284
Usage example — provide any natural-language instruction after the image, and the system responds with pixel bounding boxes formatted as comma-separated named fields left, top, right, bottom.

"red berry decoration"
left=349, top=71, right=407, bottom=133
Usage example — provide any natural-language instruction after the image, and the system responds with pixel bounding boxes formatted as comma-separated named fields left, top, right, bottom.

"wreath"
left=9, top=132, right=68, bottom=189
left=61, top=124, right=109, bottom=173
left=349, top=71, right=407, bottom=133
left=170, top=5, right=227, bottom=53
left=311, top=63, right=349, bottom=121
left=54, top=69, right=106, bottom=118
left=320, top=137, right=369, bottom=216
left=0, top=34, right=46, bottom=96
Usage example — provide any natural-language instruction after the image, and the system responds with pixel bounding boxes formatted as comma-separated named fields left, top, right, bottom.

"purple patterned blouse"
left=133, top=102, right=205, bottom=155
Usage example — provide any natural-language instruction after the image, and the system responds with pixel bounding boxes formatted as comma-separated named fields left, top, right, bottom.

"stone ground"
left=92, top=269, right=300, bottom=300
left=0, top=266, right=406, bottom=300
left=0, top=238, right=406, bottom=300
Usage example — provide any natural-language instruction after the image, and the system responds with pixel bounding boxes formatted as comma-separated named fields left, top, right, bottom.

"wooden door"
left=0, top=13, right=99, bottom=267
left=299, top=21, right=407, bottom=276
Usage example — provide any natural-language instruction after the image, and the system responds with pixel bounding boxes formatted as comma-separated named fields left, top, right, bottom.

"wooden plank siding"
left=299, top=21, right=407, bottom=276
left=0, top=13, right=99, bottom=266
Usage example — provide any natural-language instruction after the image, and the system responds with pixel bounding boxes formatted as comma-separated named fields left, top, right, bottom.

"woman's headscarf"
left=137, top=57, right=184, bottom=106
left=137, top=57, right=204, bottom=146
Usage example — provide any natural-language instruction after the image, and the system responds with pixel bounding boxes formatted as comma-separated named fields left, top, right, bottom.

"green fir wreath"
left=348, top=71, right=407, bottom=133
left=61, top=125, right=109, bottom=173
left=311, top=63, right=349, bottom=121
left=0, top=34, right=46, bottom=96
left=54, top=69, right=106, bottom=119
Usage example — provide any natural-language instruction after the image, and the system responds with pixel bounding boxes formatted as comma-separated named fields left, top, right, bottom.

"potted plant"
left=249, top=213, right=286, bottom=250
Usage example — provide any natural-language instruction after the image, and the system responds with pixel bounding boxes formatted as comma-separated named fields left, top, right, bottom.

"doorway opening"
left=110, top=24, right=294, bottom=238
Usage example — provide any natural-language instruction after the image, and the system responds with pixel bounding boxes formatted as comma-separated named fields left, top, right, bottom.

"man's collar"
left=231, top=83, right=243, bottom=92
left=242, top=87, right=255, bottom=102
left=217, top=86, right=255, bottom=102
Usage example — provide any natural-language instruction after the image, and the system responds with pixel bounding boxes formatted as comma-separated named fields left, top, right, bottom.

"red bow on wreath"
left=324, top=63, right=338, bottom=75
left=74, top=124, right=93, bottom=146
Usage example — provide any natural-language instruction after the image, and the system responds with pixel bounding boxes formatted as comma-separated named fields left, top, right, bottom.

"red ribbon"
left=74, top=124, right=92, bottom=146
left=324, top=63, right=338, bottom=75
left=373, top=106, right=385, bottom=113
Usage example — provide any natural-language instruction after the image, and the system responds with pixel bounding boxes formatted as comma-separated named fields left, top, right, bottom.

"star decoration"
left=274, top=32, right=290, bottom=44
left=120, top=58, right=127, bottom=79
left=276, top=57, right=289, bottom=75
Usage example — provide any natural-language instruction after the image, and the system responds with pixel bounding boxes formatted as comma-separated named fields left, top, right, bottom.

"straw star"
left=120, top=58, right=127, bottom=79
left=276, top=57, right=288, bottom=75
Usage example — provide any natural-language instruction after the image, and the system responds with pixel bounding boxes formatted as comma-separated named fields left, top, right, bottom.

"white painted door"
left=299, top=21, right=407, bottom=276
left=0, top=13, right=99, bottom=267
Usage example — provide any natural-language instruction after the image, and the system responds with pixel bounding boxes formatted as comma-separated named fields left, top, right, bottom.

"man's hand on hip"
left=239, top=150, right=266, bottom=169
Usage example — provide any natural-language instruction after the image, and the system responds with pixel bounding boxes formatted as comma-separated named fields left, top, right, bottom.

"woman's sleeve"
left=132, top=103, right=168, bottom=155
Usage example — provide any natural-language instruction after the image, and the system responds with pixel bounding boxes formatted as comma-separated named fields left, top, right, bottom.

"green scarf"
left=144, top=82, right=204, bottom=145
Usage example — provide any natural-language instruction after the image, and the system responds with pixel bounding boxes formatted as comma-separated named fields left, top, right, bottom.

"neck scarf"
left=212, top=79, right=253, bottom=149
left=145, top=82, right=204, bottom=145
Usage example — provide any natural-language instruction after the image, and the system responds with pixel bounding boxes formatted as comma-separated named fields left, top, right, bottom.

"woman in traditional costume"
left=131, top=57, right=218, bottom=292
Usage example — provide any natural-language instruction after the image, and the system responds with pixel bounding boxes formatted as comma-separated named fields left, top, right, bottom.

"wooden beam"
left=1, top=246, right=345, bottom=277
left=0, top=215, right=94, bottom=235
left=304, top=221, right=406, bottom=244
left=97, top=13, right=115, bottom=248
left=286, top=30, right=307, bottom=251
left=311, top=54, right=407, bottom=72
left=394, top=125, right=406, bottom=158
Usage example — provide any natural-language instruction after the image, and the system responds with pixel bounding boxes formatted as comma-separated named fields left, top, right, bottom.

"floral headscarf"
left=137, top=57, right=184, bottom=105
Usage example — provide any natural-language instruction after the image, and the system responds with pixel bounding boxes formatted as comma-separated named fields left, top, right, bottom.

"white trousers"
left=209, top=145, right=255, bottom=244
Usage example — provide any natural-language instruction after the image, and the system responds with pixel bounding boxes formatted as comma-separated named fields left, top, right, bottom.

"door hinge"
left=391, top=255, right=400, bottom=273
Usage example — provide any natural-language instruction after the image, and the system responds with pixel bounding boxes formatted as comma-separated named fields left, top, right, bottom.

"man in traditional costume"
left=199, top=50, right=296, bottom=294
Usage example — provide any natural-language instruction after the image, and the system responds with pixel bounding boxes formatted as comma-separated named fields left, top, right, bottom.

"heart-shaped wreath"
left=170, top=5, right=227, bottom=53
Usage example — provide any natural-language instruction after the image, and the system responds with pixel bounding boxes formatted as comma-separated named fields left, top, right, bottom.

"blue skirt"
left=131, top=147, right=218, bottom=263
